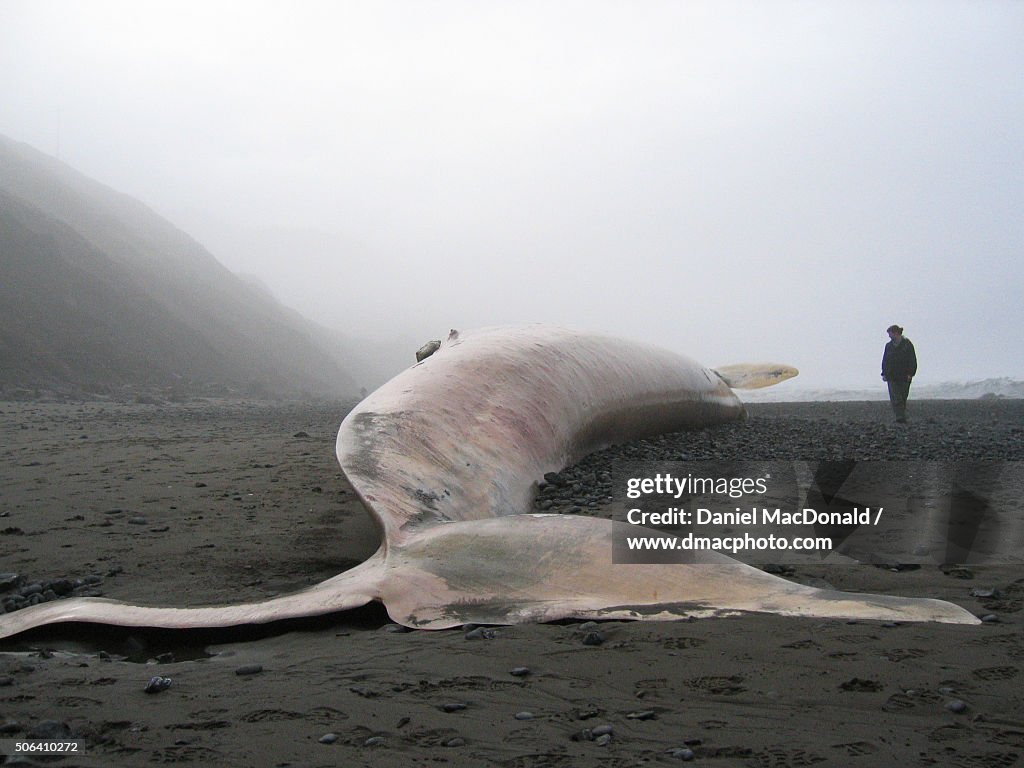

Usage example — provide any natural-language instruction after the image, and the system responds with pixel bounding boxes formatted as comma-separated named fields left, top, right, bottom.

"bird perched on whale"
left=0, top=325, right=978, bottom=639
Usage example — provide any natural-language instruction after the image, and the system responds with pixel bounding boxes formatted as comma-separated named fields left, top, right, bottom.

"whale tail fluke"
left=376, top=515, right=980, bottom=629
left=713, top=363, right=799, bottom=390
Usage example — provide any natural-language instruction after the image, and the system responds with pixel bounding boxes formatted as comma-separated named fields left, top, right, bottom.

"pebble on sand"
left=669, top=747, right=696, bottom=761
left=970, top=587, right=1000, bottom=598
left=0, top=573, right=21, bottom=591
left=627, top=709, right=657, bottom=720
left=144, top=675, right=172, bottom=694
left=234, top=664, right=263, bottom=676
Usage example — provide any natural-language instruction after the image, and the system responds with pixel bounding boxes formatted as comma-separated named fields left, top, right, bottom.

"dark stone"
left=581, top=630, right=605, bottom=646
left=48, top=579, right=74, bottom=596
left=0, top=573, right=21, bottom=592
left=543, top=472, right=565, bottom=487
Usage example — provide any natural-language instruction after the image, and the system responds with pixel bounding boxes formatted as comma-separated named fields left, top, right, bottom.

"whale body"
left=0, top=325, right=978, bottom=639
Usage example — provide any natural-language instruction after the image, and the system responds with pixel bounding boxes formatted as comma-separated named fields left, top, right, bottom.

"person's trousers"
left=887, top=380, right=911, bottom=421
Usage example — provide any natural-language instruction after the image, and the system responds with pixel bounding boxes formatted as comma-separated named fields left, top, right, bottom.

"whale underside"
left=0, top=326, right=978, bottom=639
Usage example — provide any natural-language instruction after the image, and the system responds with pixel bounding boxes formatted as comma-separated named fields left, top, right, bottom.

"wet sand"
left=1, top=399, right=1022, bottom=767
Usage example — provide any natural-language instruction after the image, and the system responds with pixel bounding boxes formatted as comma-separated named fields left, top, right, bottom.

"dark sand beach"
left=1, top=399, right=1023, bottom=767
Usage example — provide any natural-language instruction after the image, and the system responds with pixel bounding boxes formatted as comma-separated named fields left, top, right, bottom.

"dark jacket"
left=882, top=338, right=917, bottom=381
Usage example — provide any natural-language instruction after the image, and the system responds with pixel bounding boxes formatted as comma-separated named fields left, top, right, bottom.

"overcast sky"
left=1, top=0, right=1021, bottom=389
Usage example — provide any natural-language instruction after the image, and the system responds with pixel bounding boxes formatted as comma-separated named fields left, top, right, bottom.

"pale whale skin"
left=0, top=326, right=978, bottom=638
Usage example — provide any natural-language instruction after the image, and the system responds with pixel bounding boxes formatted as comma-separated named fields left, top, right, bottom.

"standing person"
left=881, top=324, right=917, bottom=423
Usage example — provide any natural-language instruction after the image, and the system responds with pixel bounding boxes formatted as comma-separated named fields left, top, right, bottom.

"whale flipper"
left=0, top=554, right=385, bottom=638
left=713, top=363, right=799, bottom=389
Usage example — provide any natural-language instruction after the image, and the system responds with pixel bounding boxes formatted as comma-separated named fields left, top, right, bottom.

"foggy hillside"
left=0, top=135, right=360, bottom=400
